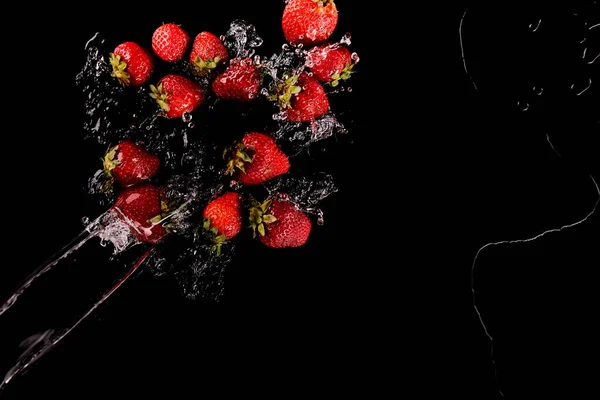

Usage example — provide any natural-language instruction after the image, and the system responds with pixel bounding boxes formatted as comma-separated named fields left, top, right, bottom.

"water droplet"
left=81, top=216, right=90, bottom=226
left=188, top=122, right=195, bottom=129
left=282, top=44, right=289, bottom=50
left=296, top=43, right=303, bottom=49
left=254, top=55, right=261, bottom=64
left=229, top=180, right=243, bottom=190
left=347, top=87, right=353, bottom=93
left=528, top=19, right=542, bottom=32
left=182, top=112, right=192, bottom=123
left=220, top=35, right=225, bottom=41
left=517, top=101, right=529, bottom=111
left=341, top=32, right=352, bottom=45
left=533, top=86, right=543, bottom=95
left=316, top=209, right=324, bottom=226
left=351, top=52, right=360, bottom=63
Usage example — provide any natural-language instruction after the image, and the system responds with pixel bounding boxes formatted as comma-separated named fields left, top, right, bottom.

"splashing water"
left=1, top=16, right=359, bottom=390
left=0, top=210, right=139, bottom=317
left=222, top=19, right=264, bottom=59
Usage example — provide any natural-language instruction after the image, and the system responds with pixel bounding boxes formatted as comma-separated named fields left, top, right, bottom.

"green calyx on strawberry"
left=248, top=197, right=278, bottom=238
left=223, top=141, right=253, bottom=175
left=203, top=218, right=227, bottom=256
left=150, top=82, right=170, bottom=113
left=327, top=62, right=355, bottom=87
left=109, top=53, right=130, bottom=85
left=268, top=74, right=302, bottom=110
left=193, top=56, right=221, bottom=74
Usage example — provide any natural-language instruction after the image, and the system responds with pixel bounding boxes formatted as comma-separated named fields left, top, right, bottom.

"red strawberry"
left=112, top=183, right=168, bottom=244
left=152, top=23, right=190, bottom=62
left=190, top=32, right=229, bottom=75
left=110, top=42, right=154, bottom=86
left=275, top=73, right=329, bottom=122
left=249, top=198, right=312, bottom=248
left=150, top=74, right=205, bottom=118
left=224, top=132, right=290, bottom=185
left=307, top=43, right=354, bottom=85
left=203, top=192, right=243, bottom=255
left=282, top=0, right=338, bottom=45
left=103, top=141, right=160, bottom=188
left=212, top=58, right=261, bottom=102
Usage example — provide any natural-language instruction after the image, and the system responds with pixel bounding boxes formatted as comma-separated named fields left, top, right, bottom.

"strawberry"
left=152, top=23, right=190, bottom=62
left=203, top=192, right=243, bottom=255
left=103, top=140, right=160, bottom=188
left=224, top=132, right=290, bottom=185
left=150, top=74, right=205, bottom=118
left=109, top=42, right=154, bottom=86
left=190, top=31, right=229, bottom=75
left=249, top=198, right=312, bottom=248
left=273, top=73, right=329, bottom=122
left=212, top=58, right=261, bottom=102
left=112, top=183, right=168, bottom=244
left=282, top=0, right=338, bottom=45
left=307, top=43, right=354, bottom=86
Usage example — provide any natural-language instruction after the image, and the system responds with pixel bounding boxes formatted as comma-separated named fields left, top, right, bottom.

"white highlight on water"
left=470, top=135, right=600, bottom=398
left=459, top=9, right=479, bottom=92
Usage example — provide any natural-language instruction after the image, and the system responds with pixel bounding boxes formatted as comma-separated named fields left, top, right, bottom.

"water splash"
left=272, top=113, right=347, bottom=154
left=264, top=173, right=338, bottom=215
left=222, top=20, right=264, bottom=59
left=0, top=210, right=140, bottom=317
left=0, top=248, right=154, bottom=392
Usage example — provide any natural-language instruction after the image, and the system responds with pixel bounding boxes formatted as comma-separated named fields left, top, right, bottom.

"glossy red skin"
left=113, top=42, right=154, bottom=86
left=112, top=184, right=167, bottom=244
left=259, top=200, right=312, bottom=248
left=237, top=133, right=290, bottom=185
left=203, top=192, right=243, bottom=240
left=307, top=43, right=351, bottom=82
left=282, top=0, right=338, bottom=45
left=189, top=32, right=229, bottom=65
left=110, top=141, right=160, bottom=187
left=212, top=58, right=261, bottom=102
left=284, top=73, right=329, bottom=122
left=152, top=23, right=190, bottom=62
left=159, top=74, right=205, bottom=118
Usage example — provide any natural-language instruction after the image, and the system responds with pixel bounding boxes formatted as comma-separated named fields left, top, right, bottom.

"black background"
left=1, top=0, right=598, bottom=398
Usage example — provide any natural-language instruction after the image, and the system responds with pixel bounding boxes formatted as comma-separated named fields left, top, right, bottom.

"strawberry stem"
left=109, top=53, right=131, bottom=86
left=223, top=142, right=253, bottom=176
left=193, top=56, right=222, bottom=76
left=203, top=217, right=227, bottom=256
left=149, top=83, right=171, bottom=113
left=326, top=62, right=355, bottom=88
left=248, top=197, right=277, bottom=238
left=269, top=74, right=302, bottom=110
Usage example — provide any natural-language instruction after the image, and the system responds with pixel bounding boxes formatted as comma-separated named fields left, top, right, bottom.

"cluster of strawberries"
left=103, top=0, right=356, bottom=254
